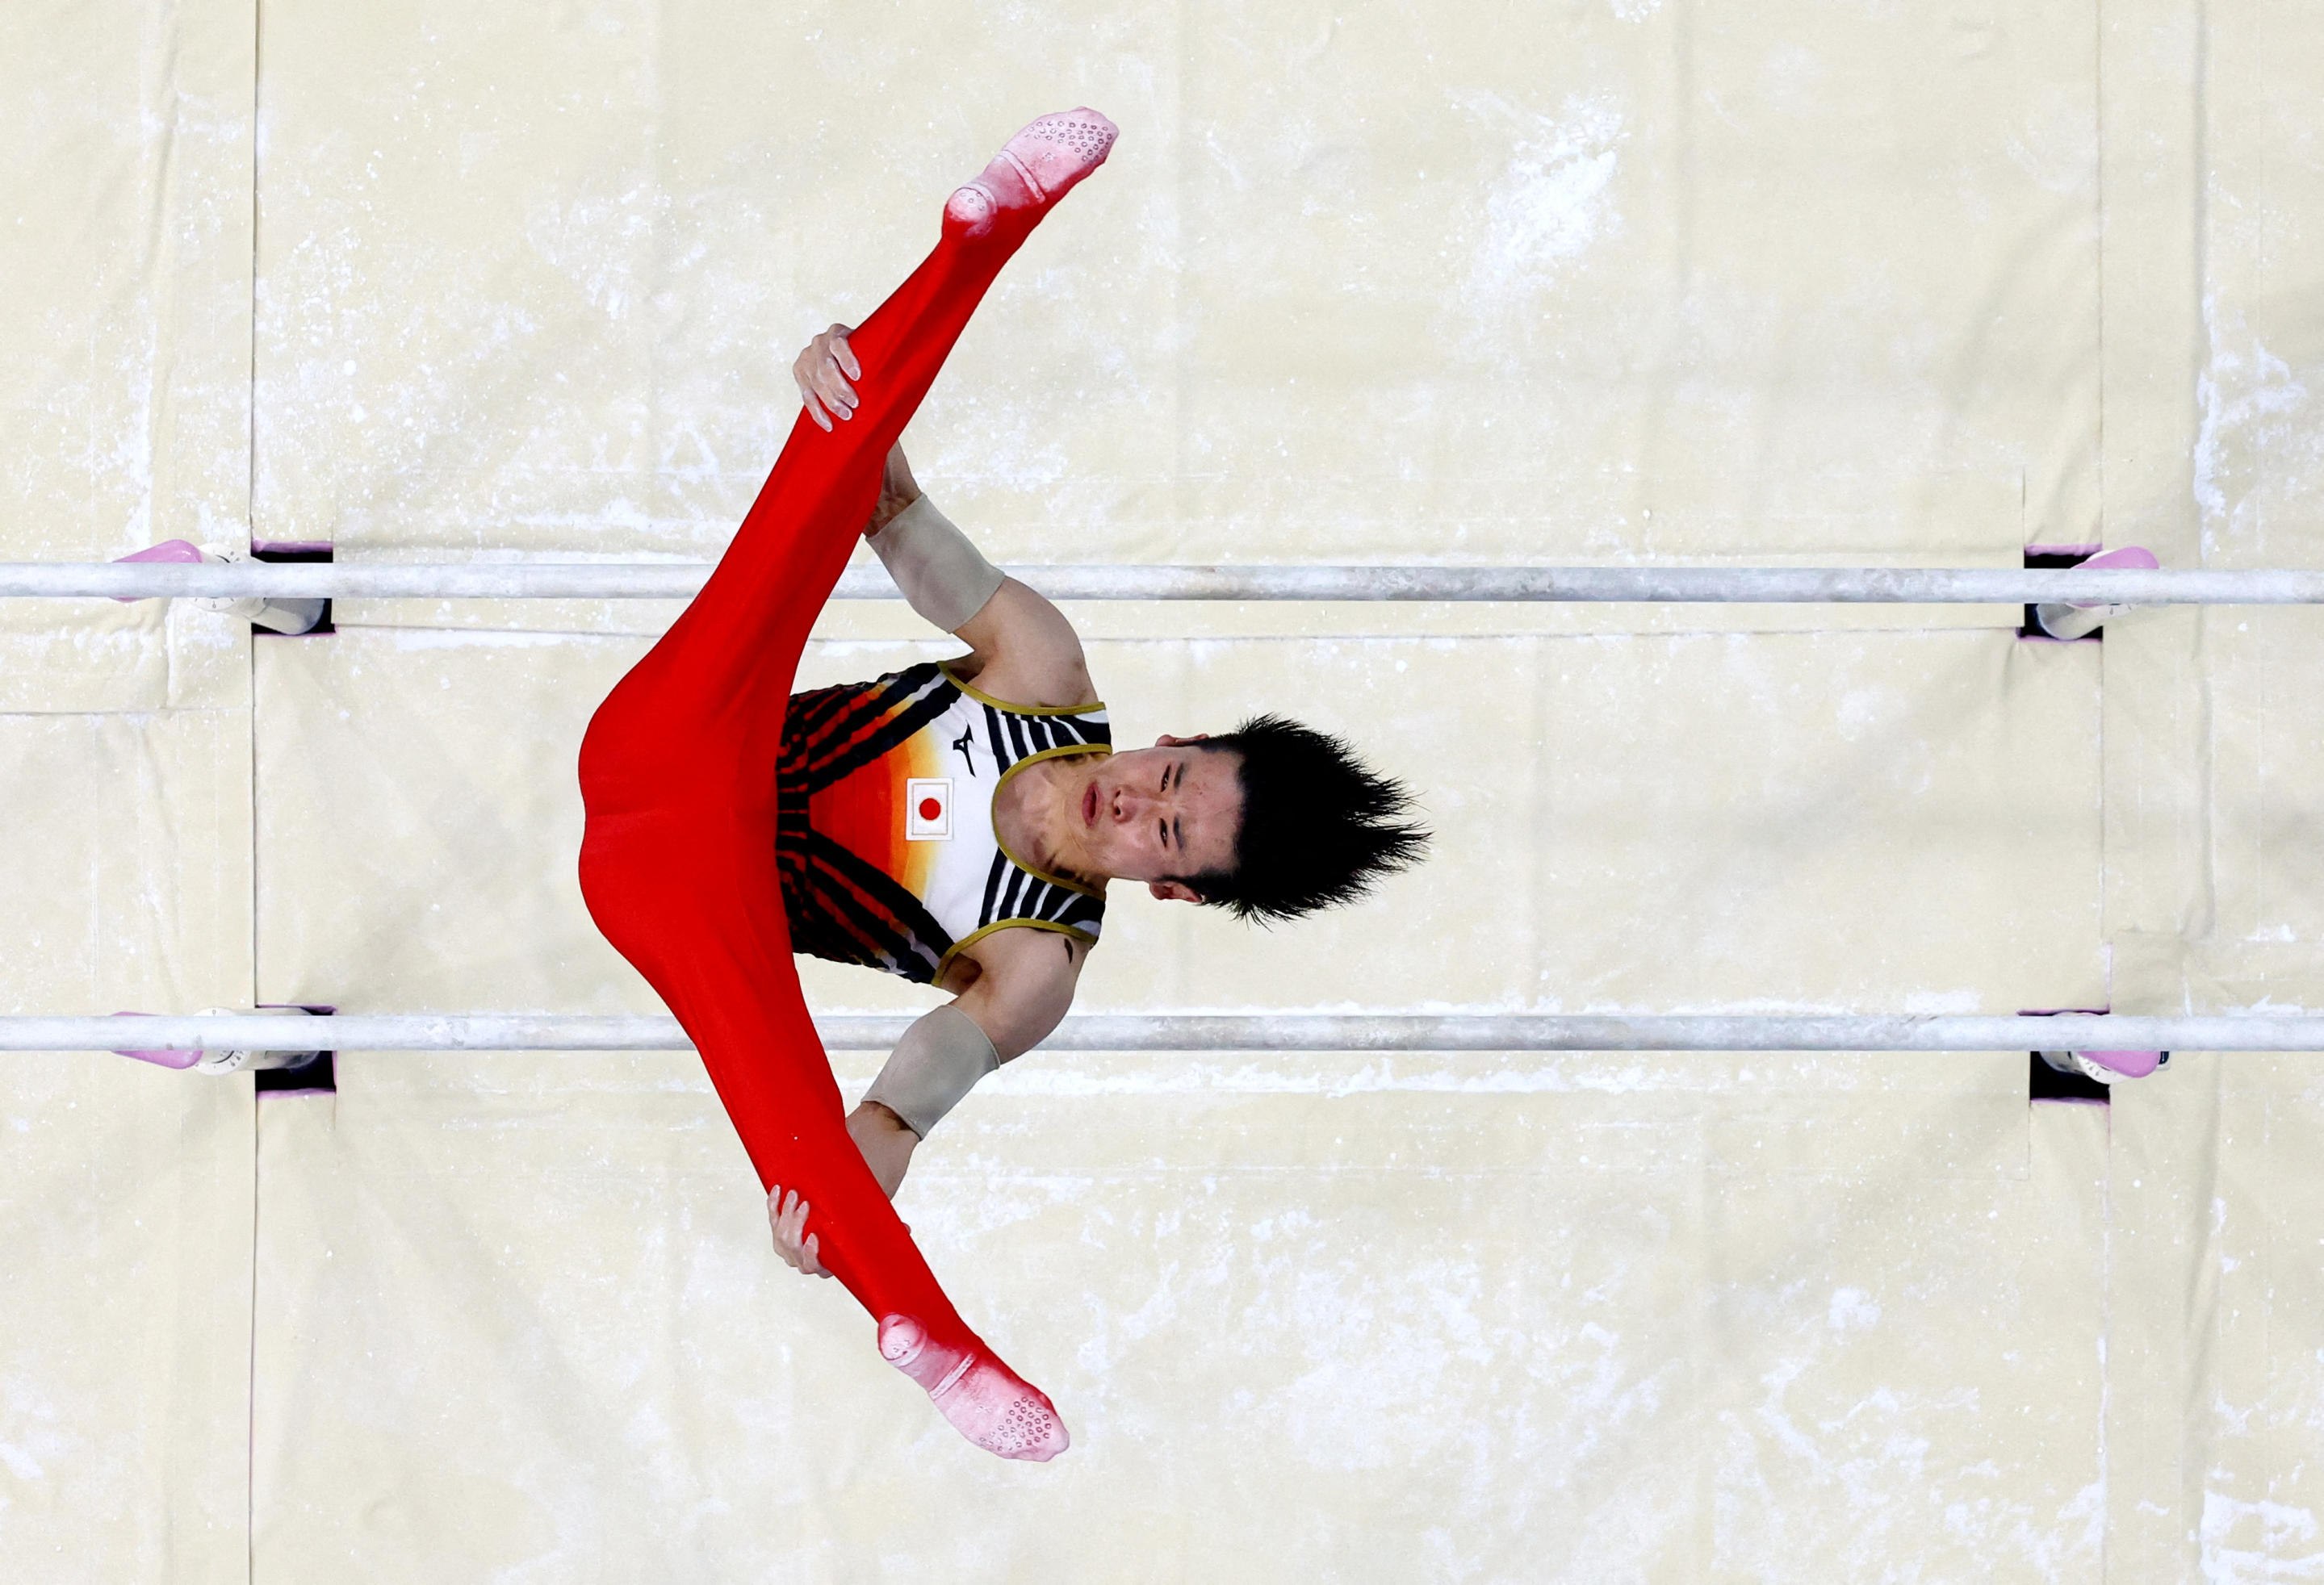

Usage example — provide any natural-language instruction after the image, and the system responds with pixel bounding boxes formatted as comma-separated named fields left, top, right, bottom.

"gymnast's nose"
left=1110, top=784, right=1160, bottom=823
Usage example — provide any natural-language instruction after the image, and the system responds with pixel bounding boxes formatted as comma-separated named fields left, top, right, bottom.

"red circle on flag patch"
left=918, top=797, right=942, bottom=822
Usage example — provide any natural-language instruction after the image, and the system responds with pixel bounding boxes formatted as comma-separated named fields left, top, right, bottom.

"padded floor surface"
left=4, top=0, right=2322, bottom=1580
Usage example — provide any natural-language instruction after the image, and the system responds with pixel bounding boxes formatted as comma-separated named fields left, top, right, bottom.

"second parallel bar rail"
left=14, top=1013, right=2324, bottom=1052
left=10, top=563, right=2324, bottom=604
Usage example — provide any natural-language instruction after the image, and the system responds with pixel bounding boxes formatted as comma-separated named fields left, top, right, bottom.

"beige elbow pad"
left=861, top=1004, right=1000, bottom=1139
left=865, top=494, right=1006, bottom=634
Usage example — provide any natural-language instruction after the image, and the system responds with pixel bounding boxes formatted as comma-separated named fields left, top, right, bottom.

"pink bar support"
left=107, top=540, right=207, bottom=603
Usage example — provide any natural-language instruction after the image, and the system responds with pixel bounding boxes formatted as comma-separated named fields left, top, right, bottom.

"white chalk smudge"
left=1453, top=91, right=1625, bottom=307
left=2200, top=1491, right=2324, bottom=1584
left=1438, top=92, right=1627, bottom=379
left=1827, top=1288, right=1881, bottom=1331
left=2195, top=295, right=2315, bottom=558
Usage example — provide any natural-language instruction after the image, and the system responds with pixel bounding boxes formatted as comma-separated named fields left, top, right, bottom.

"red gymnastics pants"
left=575, top=211, right=1045, bottom=1353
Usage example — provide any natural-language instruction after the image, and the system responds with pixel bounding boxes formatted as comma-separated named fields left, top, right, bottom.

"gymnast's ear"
left=1147, top=879, right=1204, bottom=903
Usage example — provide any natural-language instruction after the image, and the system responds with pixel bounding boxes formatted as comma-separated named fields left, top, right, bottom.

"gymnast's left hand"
left=767, top=1186, right=831, bottom=1278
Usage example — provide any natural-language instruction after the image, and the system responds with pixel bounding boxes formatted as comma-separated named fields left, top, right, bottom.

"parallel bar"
left=19, top=1013, right=2324, bottom=1052
left=12, top=562, right=2324, bottom=604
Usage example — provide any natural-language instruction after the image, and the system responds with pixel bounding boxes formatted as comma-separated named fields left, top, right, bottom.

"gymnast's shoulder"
left=948, top=577, right=1098, bottom=711
left=944, top=921, right=1085, bottom=1063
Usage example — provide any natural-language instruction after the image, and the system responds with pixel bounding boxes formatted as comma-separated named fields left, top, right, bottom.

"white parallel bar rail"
left=19, top=1013, right=2324, bottom=1052
left=11, top=562, right=2324, bottom=604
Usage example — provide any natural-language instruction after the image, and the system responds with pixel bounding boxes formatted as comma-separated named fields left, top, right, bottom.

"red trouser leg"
left=575, top=214, right=1039, bottom=1340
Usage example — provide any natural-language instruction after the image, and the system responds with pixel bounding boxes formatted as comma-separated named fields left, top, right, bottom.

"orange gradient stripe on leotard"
left=806, top=731, right=943, bottom=897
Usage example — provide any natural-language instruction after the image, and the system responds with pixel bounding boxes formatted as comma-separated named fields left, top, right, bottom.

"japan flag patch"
left=905, top=778, right=953, bottom=841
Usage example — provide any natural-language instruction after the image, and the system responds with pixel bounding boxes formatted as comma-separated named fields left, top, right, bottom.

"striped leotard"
left=777, top=659, right=1110, bottom=985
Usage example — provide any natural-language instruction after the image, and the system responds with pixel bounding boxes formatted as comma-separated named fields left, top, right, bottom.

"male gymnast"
left=578, top=109, right=1426, bottom=1462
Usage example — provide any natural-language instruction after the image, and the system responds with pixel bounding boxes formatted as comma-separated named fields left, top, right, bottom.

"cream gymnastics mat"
left=3, top=0, right=2322, bottom=1579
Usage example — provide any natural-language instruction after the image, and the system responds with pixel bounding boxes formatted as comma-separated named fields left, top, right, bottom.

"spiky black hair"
left=1179, top=714, right=1430, bottom=924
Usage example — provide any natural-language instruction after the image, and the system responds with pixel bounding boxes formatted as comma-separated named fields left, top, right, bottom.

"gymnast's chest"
left=803, top=696, right=998, bottom=890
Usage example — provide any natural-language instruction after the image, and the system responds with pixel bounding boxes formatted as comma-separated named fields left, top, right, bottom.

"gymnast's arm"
left=774, top=935, right=1081, bottom=1278
left=863, top=442, right=1097, bottom=709
left=793, top=325, right=1095, bottom=708
left=841, top=929, right=1085, bottom=1198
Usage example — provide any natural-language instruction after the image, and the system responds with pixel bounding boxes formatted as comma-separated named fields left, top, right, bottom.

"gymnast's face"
left=1073, top=738, right=1242, bottom=899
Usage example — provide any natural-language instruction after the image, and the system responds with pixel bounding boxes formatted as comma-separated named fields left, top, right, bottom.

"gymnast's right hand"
left=767, top=1186, right=831, bottom=1278
left=794, top=323, right=861, bottom=432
